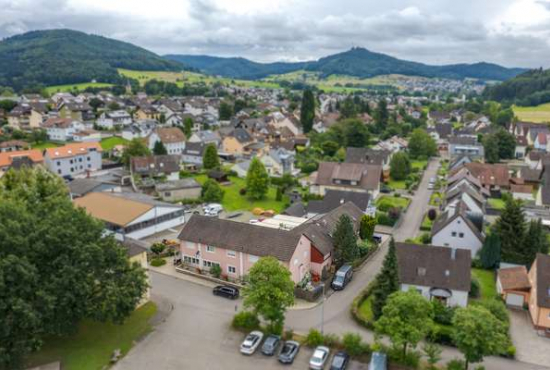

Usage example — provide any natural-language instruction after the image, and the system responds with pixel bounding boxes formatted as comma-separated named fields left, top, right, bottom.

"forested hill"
left=483, top=68, right=550, bottom=106
left=0, top=29, right=182, bottom=91
left=166, top=47, right=526, bottom=81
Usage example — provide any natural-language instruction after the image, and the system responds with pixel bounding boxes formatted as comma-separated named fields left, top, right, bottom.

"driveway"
left=510, top=309, right=550, bottom=367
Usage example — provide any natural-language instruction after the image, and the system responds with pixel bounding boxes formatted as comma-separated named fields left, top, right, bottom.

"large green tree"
left=332, top=214, right=359, bottom=267
left=390, top=152, right=412, bottom=181
left=201, top=179, right=224, bottom=203
left=153, top=140, right=168, bottom=155
left=243, top=256, right=294, bottom=334
left=300, top=89, right=315, bottom=133
left=183, top=117, right=193, bottom=138
left=479, top=232, right=501, bottom=269
left=523, top=219, right=549, bottom=266
left=484, top=129, right=516, bottom=163
left=483, top=134, right=500, bottom=163
left=375, top=290, right=434, bottom=358
left=341, top=118, right=370, bottom=148
left=495, top=198, right=526, bottom=264
left=359, top=214, right=377, bottom=241
left=202, top=144, right=220, bottom=170
left=246, top=157, right=270, bottom=200
left=219, top=101, right=233, bottom=120
left=0, top=168, right=148, bottom=369
left=452, top=306, right=507, bottom=369
left=121, top=138, right=151, bottom=166
left=374, top=99, right=389, bottom=133
left=372, top=238, right=399, bottom=319
left=408, top=128, right=437, bottom=159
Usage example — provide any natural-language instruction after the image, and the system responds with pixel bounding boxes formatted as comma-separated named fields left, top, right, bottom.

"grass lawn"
left=387, top=179, right=406, bottom=190
left=513, top=103, right=550, bottom=123
left=376, top=195, right=411, bottom=211
left=193, top=175, right=289, bottom=212
left=100, top=137, right=130, bottom=151
left=429, top=192, right=442, bottom=206
left=26, top=301, right=157, bottom=370
left=411, top=160, right=428, bottom=171
left=488, top=198, right=506, bottom=210
left=472, top=268, right=497, bottom=303
left=45, top=82, right=114, bottom=95
left=358, top=295, right=374, bottom=322
left=31, top=141, right=61, bottom=149
left=420, top=213, right=433, bottom=231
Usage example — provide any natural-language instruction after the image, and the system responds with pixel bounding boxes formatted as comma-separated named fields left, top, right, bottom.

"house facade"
left=311, top=162, right=381, bottom=198
left=528, top=254, right=550, bottom=334
left=431, top=208, right=484, bottom=257
left=44, top=142, right=102, bottom=177
left=147, top=127, right=186, bottom=155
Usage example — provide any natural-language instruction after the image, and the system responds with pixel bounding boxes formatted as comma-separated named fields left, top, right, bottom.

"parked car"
left=261, top=334, right=281, bottom=356
left=429, top=177, right=436, bottom=184
left=240, top=331, right=263, bottom=355
left=203, top=203, right=223, bottom=216
left=309, top=346, right=330, bottom=369
left=369, top=352, right=387, bottom=370
left=213, top=285, right=239, bottom=299
left=278, top=340, right=300, bottom=364
left=331, top=264, right=353, bottom=291
left=372, top=233, right=383, bottom=244
left=330, top=351, right=350, bottom=370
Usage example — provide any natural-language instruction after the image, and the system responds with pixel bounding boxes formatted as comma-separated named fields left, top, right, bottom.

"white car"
left=203, top=203, right=223, bottom=216
left=240, top=331, right=264, bottom=355
left=309, top=346, right=330, bottom=369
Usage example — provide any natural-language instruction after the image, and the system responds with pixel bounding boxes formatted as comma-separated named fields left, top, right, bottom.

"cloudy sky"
left=2, top=0, right=550, bottom=67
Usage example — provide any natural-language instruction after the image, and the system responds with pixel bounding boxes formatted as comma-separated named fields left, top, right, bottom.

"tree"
left=202, top=144, right=220, bottom=170
left=153, top=140, right=168, bottom=155
left=359, top=214, right=377, bottom=241
left=452, top=306, right=507, bottom=369
left=524, top=219, right=549, bottom=266
left=408, top=128, right=437, bottom=159
left=0, top=168, right=148, bottom=369
left=183, top=117, right=193, bottom=138
left=201, top=179, right=224, bottom=203
left=495, top=108, right=514, bottom=127
left=495, top=198, right=526, bottom=264
left=479, top=232, right=501, bottom=269
left=107, top=101, right=120, bottom=111
left=341, top=118, right=370, bottom=148
left=151, top=242, right=166, bottom=257
left=374, top=290, right=434, bottom=358
left=321, top=140, right=340, bottom=157
left=374, top=99, right=389, bottom=133
left=428, top=208, right=437, bottom=221
left=340, top=97, right=357, bottom=119
left=246, top=157, right=270, bottom=200
left=300, top=89, right=315, bottom=133
left=390, top=152, right=412, bottom=181
left=484, top=130, right=516, bottom=163
left=122, top=138, right=151, bottom=166
left=243, top=256, right=294, bottom=333
left=219, top=101, right=233, bottom=120
left=233, top=99, right=247, bottom=115
left=372, top=238, right=399, bottom=319
left=332, top=214, right=359, bottom=267
left=422, top=343, right=442, bottom=370
left=483, top=134, right=500, bottom=163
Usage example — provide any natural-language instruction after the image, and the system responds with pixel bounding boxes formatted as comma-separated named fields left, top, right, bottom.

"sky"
left=2, top=0, right=550, bottom=68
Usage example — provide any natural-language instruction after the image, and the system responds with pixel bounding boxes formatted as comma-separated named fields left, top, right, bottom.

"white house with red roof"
left=44, top=142, right=102, bottom=177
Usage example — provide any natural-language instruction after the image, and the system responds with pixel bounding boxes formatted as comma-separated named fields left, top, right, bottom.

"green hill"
left=0, top=29, right=182, bottom=91
left=484, top=68, right=550, bottom=106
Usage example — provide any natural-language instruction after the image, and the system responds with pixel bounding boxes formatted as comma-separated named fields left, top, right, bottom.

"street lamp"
left=320, top=282, right=327, bottom=334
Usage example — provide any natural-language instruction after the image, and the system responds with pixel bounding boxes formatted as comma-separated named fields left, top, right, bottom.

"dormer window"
left=417, top=267, right=426, bottom=276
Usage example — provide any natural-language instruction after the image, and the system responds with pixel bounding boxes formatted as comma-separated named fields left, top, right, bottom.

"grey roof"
left=110, top=191, right=183, bottom=208
left=68, top=178, right=103, bottom=196
left=315, top=162, right=381, bottom=191
left=183, top=141, right=207, bottom=157
left=448, top=136, right=478, bottom=145
left=449, top=155, right=472, bottom=171
left=540, top=166, right=550, bottom=206
left=520, top=168, right=542, bottom=183
left=534, top=253, right=550, bottom=308
left=435, top=123, right=453, bottom=139
left=155, top=178, right=201, bottom=191
left=233, top=128, right=253, bottom=143
left=345, top=147, right=391, bottom=166
left=306, top=190, right=369, bottom=215
left=122, top=238, right=148, bottom=257
left=282, top=202, right=307, bottom=217
left=131, top=155, right=180, bottom=176
left=396, top=243, right=471, bottom=292
left=431, top=207, right=484, bottom=243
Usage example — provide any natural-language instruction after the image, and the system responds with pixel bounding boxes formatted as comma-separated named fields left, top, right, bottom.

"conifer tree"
left=372, top=238, right=399, bottom=320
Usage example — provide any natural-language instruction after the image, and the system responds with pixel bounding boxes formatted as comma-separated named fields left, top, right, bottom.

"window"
left=248, top=255, right=259, bottom=263
left=57, top=169, right=61, bottom=174
left=459, top=232, right=464, bottom=238
left=294, top=258, right=298, bottom=265
left=164, top=192, right=171, bottom=197
left=183, top=256, right=199, bottom=265
left=206, top=245, right=215, bottom=253
left=228, top=265, right=236, bottom=274
left=417, top=267, right=426, bottom=276
left=87, top=157, right=90, bottom=161
left=227, top=250, right=236, bottom=258
left=451, top=232, right=457, bottom=237
left=203, top=260, right=220, bottom=268
left=186, top=242, right=195, bottom=249
left=56, top=161, right=61, bottom=166
left=303, top=250, right=308, bottom=258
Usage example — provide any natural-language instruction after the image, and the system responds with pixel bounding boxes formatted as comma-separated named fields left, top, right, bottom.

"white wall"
left=401, top=284, right=468, bottom=307
left=126, top=215, right=185, bottom=240
left=431, top=216, right=483, bottom=257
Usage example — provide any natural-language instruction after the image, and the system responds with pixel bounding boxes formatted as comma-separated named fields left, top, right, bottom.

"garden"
left=375, top=195, right=411, bottom=227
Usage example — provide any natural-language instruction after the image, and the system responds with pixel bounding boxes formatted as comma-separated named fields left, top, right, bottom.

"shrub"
left=283, top=329, right=294, bottom=340
left=276, top=186, right=283, bottom=201
left=210, top=264, right=222, bottom=278
left=432, top=300, right=455, bottom=325
left=232, top=311, right=260, bottom=331
left=151, top=242, right=166, bottom=257
left=446, top=359, right=466, bottom=370
left=239, top=188, right=247, bottom=195
left=150, top=258, right=166, bottom=267
left=342, top=333, right=368, bottom=357
left=469, top=278, right=480, bottom=298
left=388, top=207, right=401, bottom=221
left=323, top=333, right=340, bottom=347
left=428, top=325, right=454, bottom=346
left=265, top=321, right=283, bottom=335
left=428, top=208, right=437, bottom=221
left=478, top=299, right=509, bottom=325
left=420, top=232, right=432, bottom=244
left=389, top=347, right=421, bottom=368
left=376, top=212, right=396, bottom=227
left=305, top=329, right=324, bottom=347
left=505, top=345, right=516, bottom=358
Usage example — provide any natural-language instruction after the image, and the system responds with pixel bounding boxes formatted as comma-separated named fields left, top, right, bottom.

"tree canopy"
left=0, top=168, right=148, bottom=369
left=332, top=214, right=359, bottom=267
left=300, top=89, right=315, bottom=133
left=121, top=138, right=151, bottom=166
left=408, top=128, right=437, bottom=159
left=153, top=140, right=168, bottom=155
left=246, top=157, right=270, bottom=200
left=372, top=238, right=399, bottom=319
left=202, top=144, right=220, bottom=170
left=390, top=152, right=412, bottom=181
left=201, top=179, right=224, bottom=203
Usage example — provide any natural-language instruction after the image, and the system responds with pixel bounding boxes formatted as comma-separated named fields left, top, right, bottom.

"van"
left=331, top=264, right=353, bottom=291
left=203, top=203, right=223, bottom=216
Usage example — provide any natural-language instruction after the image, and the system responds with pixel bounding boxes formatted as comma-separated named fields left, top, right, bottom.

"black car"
left=330, top=351, right=350, bottom=370
left=212, top=285, right=239, bottom=299
left=278, top=340, right=300, bottom=364
left=261, top=334, right=280, bottom=356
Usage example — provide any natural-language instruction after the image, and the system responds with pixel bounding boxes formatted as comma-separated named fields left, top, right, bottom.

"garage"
left=505, top=293, right=525, bottom=307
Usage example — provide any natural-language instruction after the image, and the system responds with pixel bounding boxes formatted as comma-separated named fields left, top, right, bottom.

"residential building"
left=59, top=102, right=94, bottom=122
left=155, top=178, right=202, bottom=202
left=0, top=140, right=30, bottom=153
left=147, top=127, right=186, bottom=155
left=451, top=162, right=510, bottom=191
left=42, top=117, right=84, bottom=141
left=122, top=120, right=155, bottom=141
left=181, top=141, right=207, bottom=168
left=431, top=207, right=484, bottom=257
left=396, top=243, right=471, bottom=307
left=67, top=178, right=120, bottom=198
left=131, top=155, right=181, bottom=181
left=97, top=110, right=133, bottom=129
left=44, top=142, right=102, bottom=177
left=311, top=162, right=381, bottom=198
left=448, top=136, right=484, bottom=159
left=73, top=192, right=185, bottom=240
left=222, top=128, right=254, bottom=156
left=497, top=266, right=531, bottom=308
left=188, top=130, right=221, bottom=147
left=528, top=254, right=550, bottom=334
left=305, top=190, right=372, bottom=217
left=260, top=148, right=296, bottom=177
left=0, top=149, right=44, bottom=175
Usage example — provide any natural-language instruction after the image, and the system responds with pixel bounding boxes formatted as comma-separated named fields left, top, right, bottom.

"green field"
left=26, top=302, right=156, bottom=370
left=376, top=195, right=411, bottom=211
left=100, top=137, right=129, bottom=151
left=45, top=82, right=114, bottom=94
left=472, top=268, right=497, bottom=303
left=488, top=198, right=506, bottom=210
left=513, top=103, right=550, bottom=123
left=31, top=141, right=61, bottom=149
left=358, top=295, right=374, bottom=321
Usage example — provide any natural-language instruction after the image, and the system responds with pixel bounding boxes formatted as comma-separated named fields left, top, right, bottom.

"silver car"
left=240, top=331, right=263, bottom=355
left=309, top=346, right=330, bottom=369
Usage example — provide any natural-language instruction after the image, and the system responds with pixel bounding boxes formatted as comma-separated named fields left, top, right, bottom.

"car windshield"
left=334, top=275, right=344, bottom=283
left=282, top=344, right=293, bottom=353
left=265, top=337, right=276, bottom=345
left=333, top=355, right=344, bottom=366
left=313, top=350, right=324, bottom=359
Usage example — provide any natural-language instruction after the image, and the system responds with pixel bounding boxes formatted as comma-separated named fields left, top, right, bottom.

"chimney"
left=451, top=248, right=457, bottom=260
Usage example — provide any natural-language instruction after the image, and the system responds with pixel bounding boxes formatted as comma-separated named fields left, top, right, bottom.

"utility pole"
left=320, top=283, right=326, bottom=334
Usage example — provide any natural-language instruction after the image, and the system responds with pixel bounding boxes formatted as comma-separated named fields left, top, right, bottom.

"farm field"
left=513, top=103, right=550, bottom=123
left=45, top=82, right=114, bottom=94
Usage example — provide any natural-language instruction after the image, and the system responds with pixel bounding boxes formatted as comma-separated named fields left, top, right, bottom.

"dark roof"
left=121, top=238, right=148, bottom=257
left=431, top=207, right=484, bottom=243
left=448, top=136, right=479, bottom=146
left=520, top=168, right=542, bottom=183
left=315, top=162, right=381, bottom=191
left=452, top=162, right=510, bottom=188
left=396, top=243, right=471, bottom=292
left=182, top=141, right=207, bottom=157
left=177, top=215, right=302, bottom=262
left=345, top=147, right=391, bottom=166
left=535, top=253, right=550, bottom=308
left=540, top=166, right=550, bottom=206
left=282, top=202, right=307, bottom=217
left=306, top=190, right=369, bottom=215
left=232, top=128, right=253, bottom=143
left=435, top=123, right=453, bottom=139
left=68, top=178, right=103, bottom=196
left=449, top=155, right=473, bottom=171
left=131, top=155, right=180, bottom=176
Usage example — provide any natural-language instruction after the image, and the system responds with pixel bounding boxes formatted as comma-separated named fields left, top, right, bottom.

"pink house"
left=177, top=202, right=363, bottom=284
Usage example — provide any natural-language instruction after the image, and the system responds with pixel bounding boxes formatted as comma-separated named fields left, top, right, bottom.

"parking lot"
left=113, top=271, right=367, bottom=370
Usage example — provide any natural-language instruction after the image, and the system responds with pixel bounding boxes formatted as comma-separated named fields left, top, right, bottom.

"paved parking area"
left=509, top=309, right=550, bottom=366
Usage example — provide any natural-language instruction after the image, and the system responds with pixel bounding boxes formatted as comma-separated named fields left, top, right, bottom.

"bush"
left=388, top=207, right=401, bottom=221
left=376, top=212, right=396, bottom=227
left=432, top=300, right=455, bottom=325
left=469, top=278, right=480, bottom=298
left=420, top=232, right=432, bottom=244
left=428, top=325, right=454, bottom=346
left=505, top=345, right=516, bottom=358
left=210, top=264, right=222, bottom=278
left=388, top=347, right=421, bottom=368
left=150, top=258, right=166, bottom=267
left=265, top=321, right=283, bottom=335
left=306, top=329, right=324, bottom=347
left=283, top=329, right=294, bottom=340
left=342, top=333, right=368, bottom=357
left=239, top=188, right=247, bottom=195
left=151, top=242, right=166, bottom=257
left=232, top=311, right=260, bottom=331
left=179, top=170, right=193, bottom=178
left=323, top=333, right=340, bottom=347
left=478, top=299, right=509, bottom=325
left=428, top=208, right=437, bottom=221
left=446, top=359, right=466, bottom=370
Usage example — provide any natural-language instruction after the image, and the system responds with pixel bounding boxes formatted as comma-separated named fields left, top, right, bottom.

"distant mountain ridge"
left=166, top=47, right=527, bottom=81
left=484, top=68, right=550, bottom=106
left=0, top=29, right=182, bottom=91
